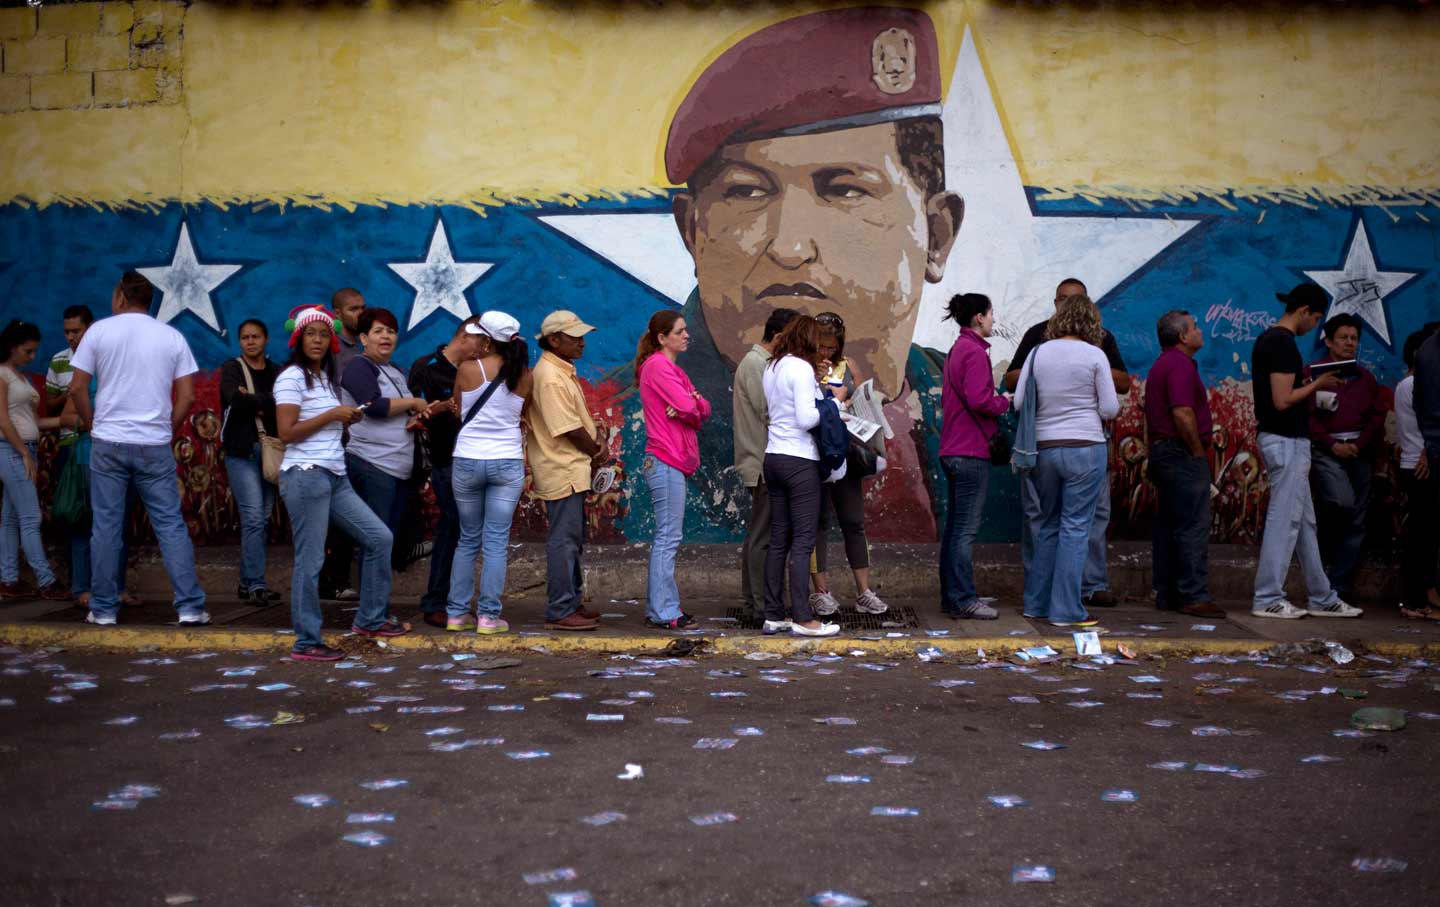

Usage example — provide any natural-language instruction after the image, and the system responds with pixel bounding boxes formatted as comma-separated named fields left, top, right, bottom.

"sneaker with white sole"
left=85, top=611, right=117, bottom=626
left=791, top=621, right=840, bottom=637
left=1307, top=599, right=1363, bottom=619
left=762, top=620, right=793, bottom=635
left=178, top=611, right=212, bottom=627
left=854, top=589, right=889, bottom=615
left=476, top=616, right=510, bottom=635
left=331, top=588, right=359, bottom=602
left=809, top=591, right=840, bottom=616
left=1251, top=600, right=1307, bottom=619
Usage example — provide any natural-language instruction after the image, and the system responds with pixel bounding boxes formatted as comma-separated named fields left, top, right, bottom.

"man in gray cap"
left=528, top=310, right=609, bottom=631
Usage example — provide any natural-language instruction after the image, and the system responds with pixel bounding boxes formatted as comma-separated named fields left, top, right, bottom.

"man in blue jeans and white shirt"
left=1249, top=282, right=1362, bottom=620
left=70, top=271, right=208, bottom=627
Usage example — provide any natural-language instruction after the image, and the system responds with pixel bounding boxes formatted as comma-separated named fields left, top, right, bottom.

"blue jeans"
left=1024, top=444, right=1107, bottom=623
left=0, top=441, right=56, bottom=588
left=225, top=449, right=275, bottom=592
left=447, top=457, right=524, bottom=619
left=1149, top=440, right=1212, bottom=608
left=89, top=440, right=204, bottom=619
left=280, top=467, right=393, bottom=650
left=644, top=455, right=687, bottom=623
left=421, top=463, right=460, bottom=615
left=1254, top=433, right=1338, bottom=609
left=1310, top=447, right=1371, bottom=597
left=544, top=492, right=587, bottom=621
left=939, top=455, right=989, bottom=613
left=1083, top=469, right=1112, bottom=597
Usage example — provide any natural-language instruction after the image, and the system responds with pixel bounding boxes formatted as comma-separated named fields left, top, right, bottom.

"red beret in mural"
left=665, top=6, right=943, bottom=185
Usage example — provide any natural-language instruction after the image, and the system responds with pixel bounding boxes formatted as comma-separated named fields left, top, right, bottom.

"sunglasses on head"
left=815, top=313, right=844, bottom=328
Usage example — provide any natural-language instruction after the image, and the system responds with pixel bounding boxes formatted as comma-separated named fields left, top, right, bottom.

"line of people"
left=6, top=271, right=1437, bottom=654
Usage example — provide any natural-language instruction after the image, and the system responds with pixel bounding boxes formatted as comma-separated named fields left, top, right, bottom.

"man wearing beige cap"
left=529, top=310, right=610, bottom=630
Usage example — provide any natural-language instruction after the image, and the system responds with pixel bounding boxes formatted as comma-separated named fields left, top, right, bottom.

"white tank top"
left=453, top=362, right=525, bottom=461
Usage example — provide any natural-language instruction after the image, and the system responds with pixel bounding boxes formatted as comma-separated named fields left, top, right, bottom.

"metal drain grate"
left=725, top=605, right=923, bottom=631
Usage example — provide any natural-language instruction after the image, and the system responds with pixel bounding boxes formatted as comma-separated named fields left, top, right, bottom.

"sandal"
left=1401, top=606, right=1440, bottom=621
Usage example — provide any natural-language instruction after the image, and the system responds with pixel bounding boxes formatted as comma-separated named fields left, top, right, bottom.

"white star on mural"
left=388, top=219, right=494, bottom=330
left=538, top=27, right=1198, bottom=368
left=1303, top=221, right=1417, bottom=345
left=915, top=29, right=1198, bottom=365
left=139, top=222, right=242, bottom=334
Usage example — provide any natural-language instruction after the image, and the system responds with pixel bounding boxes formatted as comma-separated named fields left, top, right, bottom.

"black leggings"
left=763, top=453, right=821, bottom=623
left=1400, top=468, right=1439, bottom=608
left=814, top=468, right=869, bottom=574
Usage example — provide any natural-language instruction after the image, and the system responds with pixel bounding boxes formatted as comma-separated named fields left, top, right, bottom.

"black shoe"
left=645, top=613, right=700, bottom=630
left=238, top=585, right=281, bottom=604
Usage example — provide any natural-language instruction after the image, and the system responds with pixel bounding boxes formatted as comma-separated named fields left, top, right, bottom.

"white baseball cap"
left=466, top=311, right=521, bottom=342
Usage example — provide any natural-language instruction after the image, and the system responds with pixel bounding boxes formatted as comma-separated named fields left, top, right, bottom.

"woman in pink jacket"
left=939, top=294, right=1011, bottom=620
left=635, top=311, right=711, bottom=630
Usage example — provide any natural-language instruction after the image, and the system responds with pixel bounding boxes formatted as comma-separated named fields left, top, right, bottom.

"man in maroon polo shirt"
left=1145, top=310, right=1223, bottom=619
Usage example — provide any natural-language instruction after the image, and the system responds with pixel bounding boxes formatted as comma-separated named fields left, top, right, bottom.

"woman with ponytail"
left=635, top=310, right=710, bottom=630
left=0, top=319, right=68, bottom=601
left=446, top=312, right=532, bottom=634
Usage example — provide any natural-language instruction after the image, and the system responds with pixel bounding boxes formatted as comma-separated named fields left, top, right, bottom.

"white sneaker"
left=791, top=621, right=840, bottom=637
left=178, top=611, right=212, bottom=627
left=762, top=620, right=793, bottom=635
left=854, top=589, right=889, bottom=615
left=809, top=591, right=840, bottom=616
left=85, top=611, right=117, bottom=626
left=333, top=588, right=360, bottom=602
left=1251, top=600, right=1307, bottom=620
left=1307, top=599, right=1363, bottom=619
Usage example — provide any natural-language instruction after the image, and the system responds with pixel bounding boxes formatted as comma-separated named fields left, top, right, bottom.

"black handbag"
left=987, top=423, right=1013, bottom=466
left=846, top=435, right=879, bottom=478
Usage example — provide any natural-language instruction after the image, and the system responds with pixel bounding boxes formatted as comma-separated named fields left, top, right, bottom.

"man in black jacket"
left=406, top=316, right=484, bottom=628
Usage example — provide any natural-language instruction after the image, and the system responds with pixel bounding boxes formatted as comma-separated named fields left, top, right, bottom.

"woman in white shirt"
left=761, top=316, right=839, bottom=638
left=1013, top=295, right=1121, bottom=628
left=446, top=312, right=532, bottom=635
left=0, top=320, right=68, bottom=601
left=275, top=306, right=408, bottom=662
left=339, top=307, right=443, bottom=573
left=1396, top=329, right=1439, bottom=620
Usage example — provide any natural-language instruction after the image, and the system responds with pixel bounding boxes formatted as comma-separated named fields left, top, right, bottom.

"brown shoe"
left=1083, top=590, right=1119, bottom=607
left=575, top=606, right=601, bottom=621
left=37, top=584, right=72, bottom=602
left=545, top=612, right=599, bottom=632
left=420, top=611, right=447, bottom=629
left=1179, top=601, right=1227, bottom=619
left=0, top=582, right=30, bottom=600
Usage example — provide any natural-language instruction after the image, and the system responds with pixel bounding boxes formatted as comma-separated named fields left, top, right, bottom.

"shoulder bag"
left=238, top=359, right=285, bottom=485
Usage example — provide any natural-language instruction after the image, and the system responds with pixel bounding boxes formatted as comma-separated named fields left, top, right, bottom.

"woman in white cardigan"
left=1014, top=294, right=1121, bottom=628
left=760, top=316, right=840, bottom=638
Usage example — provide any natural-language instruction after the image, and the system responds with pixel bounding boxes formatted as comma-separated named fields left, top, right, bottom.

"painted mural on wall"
left=2, top=3, right=1437, bottom=548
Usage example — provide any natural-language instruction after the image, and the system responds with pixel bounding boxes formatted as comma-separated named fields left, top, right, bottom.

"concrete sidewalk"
left=2, top=540, right=1437, bottom=657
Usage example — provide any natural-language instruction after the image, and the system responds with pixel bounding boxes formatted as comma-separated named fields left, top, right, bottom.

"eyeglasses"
left=815, top=313, right=844, bottom=328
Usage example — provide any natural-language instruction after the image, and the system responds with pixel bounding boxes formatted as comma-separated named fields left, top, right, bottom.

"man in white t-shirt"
left=70, top=271, right=208, bottom=627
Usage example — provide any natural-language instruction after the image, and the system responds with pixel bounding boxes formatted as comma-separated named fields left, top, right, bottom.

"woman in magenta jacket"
left=635, top=311, right=712, bottom=630
left=939, top=293, right=1011, bottom=620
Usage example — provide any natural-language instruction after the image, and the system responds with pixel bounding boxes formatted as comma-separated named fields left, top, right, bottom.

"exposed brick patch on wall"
left=0, top=1, right=185, bottom=112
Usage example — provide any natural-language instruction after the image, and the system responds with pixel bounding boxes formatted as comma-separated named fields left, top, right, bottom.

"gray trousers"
left=544, top=492, right=587, bottom=621
left=740, top=481, right=770, bottom=614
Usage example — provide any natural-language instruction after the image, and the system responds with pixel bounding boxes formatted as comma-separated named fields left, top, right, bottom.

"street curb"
left=3, top=623, right=1437, bottom=659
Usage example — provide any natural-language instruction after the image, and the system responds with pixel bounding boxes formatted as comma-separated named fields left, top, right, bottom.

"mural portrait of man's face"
left=674, top=120, right=962, bottom=394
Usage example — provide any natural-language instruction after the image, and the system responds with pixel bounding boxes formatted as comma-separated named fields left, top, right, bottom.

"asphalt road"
left=0, top=643, right=1435, bottom=907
